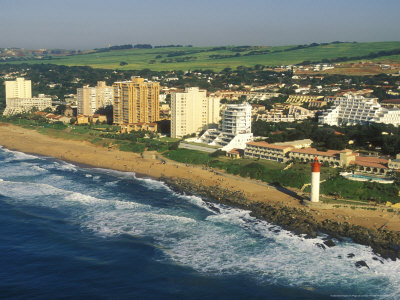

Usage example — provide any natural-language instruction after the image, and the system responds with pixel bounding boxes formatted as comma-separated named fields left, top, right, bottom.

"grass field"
left=5, top=41, right=400, bottom=71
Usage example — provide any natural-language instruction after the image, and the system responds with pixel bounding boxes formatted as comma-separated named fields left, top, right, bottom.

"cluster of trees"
left=209, top=53, right=241, bottom=59
left=95, top=44, right=153, bottom=53
left=161, top=56, right=197, bottom=63
left=95, top=44, right=133, bottom=52
left=298, top=48, right=400, bottom=66
left=154, top=45, right=184, bottom=48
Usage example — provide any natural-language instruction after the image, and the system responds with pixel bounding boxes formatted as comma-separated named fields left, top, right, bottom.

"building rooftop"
left=381, top=99, right=400, bottom=104
left=274, top=139, right=312, bottom=147
left=247, top=141, right=293, bottom=150
left=290, top=148, right=343, bottom=157
left=352, top=156, right=388, bottom=169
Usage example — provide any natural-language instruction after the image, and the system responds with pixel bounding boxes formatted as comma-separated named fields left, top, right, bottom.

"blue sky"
left=0, top=0, right=399, bottom=49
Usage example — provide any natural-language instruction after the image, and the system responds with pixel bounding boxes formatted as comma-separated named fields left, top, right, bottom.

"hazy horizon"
left=1, top=0, right=399, bottom=50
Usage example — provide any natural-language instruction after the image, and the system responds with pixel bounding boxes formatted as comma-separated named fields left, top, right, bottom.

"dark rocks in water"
left=323, top=239, right=336, bottom=248
left=273, top=229, right=281, bottom=233
left=304, top=232, right=317, bottom=239
left=206, top=203, right=220, bottom=213
left=316, top=243, right=326, bottom=250
left=337, top=255, right=342, bottom=259
left=372, top=257, right=384, bottom=264
left=355, top=260, right=370, bottom=269
left=347, top=253, right=355, bottom=258
left=160, top=176, right=400, bottom=260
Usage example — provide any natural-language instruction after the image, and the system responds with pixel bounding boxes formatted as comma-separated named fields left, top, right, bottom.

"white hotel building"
left=3, top=78, right=52, bottom=115
left=318, top=95, right=400, bottom=126
left=196, top=103, right=253, bottom=151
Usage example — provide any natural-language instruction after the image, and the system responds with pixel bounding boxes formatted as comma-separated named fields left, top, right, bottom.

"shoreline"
left=1, top=122, right=400, bottom=259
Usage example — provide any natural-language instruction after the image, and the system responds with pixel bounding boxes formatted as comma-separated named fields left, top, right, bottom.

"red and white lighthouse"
left=311, top=157, right=322, bottom=202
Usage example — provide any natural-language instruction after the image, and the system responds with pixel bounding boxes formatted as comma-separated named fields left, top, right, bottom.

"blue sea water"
left=0, top=146, right=399, bottom=299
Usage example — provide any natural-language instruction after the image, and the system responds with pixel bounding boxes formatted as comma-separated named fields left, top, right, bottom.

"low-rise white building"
left=196, top=103, right=253, bottom=152
left=3, top=94, right=52, bottom=115
left=319, top=95, right=400, bottom=126
left=257, top=106, right=315, bottom=122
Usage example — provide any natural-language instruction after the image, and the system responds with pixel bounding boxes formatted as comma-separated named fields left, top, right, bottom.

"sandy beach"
left=0, top=122, right=399, bottom=235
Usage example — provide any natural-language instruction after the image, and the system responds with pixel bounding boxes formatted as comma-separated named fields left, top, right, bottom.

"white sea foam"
left=2, top=154, right=400, bottom=297
left=135, top=176, right=173, bottom=192
left=90, top=168, right=136, bottom=179
left=44, top=161, right=78, bottom=172
left=1, top=148, right=39, bottom=161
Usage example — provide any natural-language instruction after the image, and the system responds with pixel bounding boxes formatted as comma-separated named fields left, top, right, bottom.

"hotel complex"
left=112, top=77, right=160, bottom=126
left=77, top=81, right=113, bottom=116
left=3, top=78, right=52, bottom=115
left=197, top=103, right=253, bottom=151
left=319, top=95, right=400, bottom=126
left=171, top=87, right=220, bottom=138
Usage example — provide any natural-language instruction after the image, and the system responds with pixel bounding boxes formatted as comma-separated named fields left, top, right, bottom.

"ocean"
left=0, top=146, right=399, bottom=299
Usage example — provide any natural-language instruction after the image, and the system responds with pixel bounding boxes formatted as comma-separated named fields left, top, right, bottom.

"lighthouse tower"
left=311, top=157, right=322, bottom=202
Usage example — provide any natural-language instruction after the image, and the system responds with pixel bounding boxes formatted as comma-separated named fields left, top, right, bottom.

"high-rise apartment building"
left=5, top=77, right=32, bottom=99
left=171, top=87, right=220, bottom=138
left=113, top=77, right=160, bottom=125
left=77, top=81, right=113, bottom=115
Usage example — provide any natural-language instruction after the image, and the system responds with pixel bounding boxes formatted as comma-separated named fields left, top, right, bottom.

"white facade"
left=318, top=95, right=400, bottom=126
left=197, top=103, right=253, bottom=152
left=311, top=171, right=320, bottom=202
left=3, top=95, right=52, bottom=115
left=171, top=87, right=220, bottom=138
left=77, top=81, right=113, bottom=116
left=5, top=77, right=32, bottom=100
left=257, top=106, right=315, bottom=123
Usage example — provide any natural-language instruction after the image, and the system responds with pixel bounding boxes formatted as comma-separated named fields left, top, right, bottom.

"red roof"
left=290, top=148, right=342, bottom=157
left=247, top=141, right=293, bottom=150
left=352, top=156, right=388, bottom=169
left=381, top=99, right=400, bottom=104
left=228, top=148, right=241, bottom=155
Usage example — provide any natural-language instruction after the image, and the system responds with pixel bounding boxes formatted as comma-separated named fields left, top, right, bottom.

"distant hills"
left=3, top=41, right=400, bottom=71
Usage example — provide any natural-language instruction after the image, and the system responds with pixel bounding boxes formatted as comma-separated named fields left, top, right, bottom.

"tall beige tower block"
left=5, top=77, right=32, bottom=101
left=77, top=81, right=113, bottom=116
left=113, top=77, right=160, bottom=125
left=171, top=87, right=220, bottom=138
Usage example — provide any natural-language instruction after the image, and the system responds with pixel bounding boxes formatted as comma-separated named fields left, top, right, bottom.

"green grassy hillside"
left=5, top=41, right=400, bottom=71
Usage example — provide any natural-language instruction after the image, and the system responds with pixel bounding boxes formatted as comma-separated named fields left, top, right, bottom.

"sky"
left=0, top=0, right=399, bottom=49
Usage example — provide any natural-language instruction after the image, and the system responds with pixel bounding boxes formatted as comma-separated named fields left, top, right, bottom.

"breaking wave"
left=1, top=147, right=400, bottom=297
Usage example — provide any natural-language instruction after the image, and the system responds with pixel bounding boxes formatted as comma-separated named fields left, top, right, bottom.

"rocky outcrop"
left=162, top=176, right=400, bottom=260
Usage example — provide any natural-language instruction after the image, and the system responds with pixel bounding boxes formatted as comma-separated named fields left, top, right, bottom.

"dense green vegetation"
left=3, top=41, right=400, bottom=71
left=320, top=176, right=399, bottom=203
left=163, top=148, right=217, bottom=164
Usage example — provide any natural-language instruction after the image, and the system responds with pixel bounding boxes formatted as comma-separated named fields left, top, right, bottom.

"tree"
left=55, top=104, right=66, bottom=115
left=157, top=120, right=171, bottom=134
left=95, top=105, right=113, bottom=124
